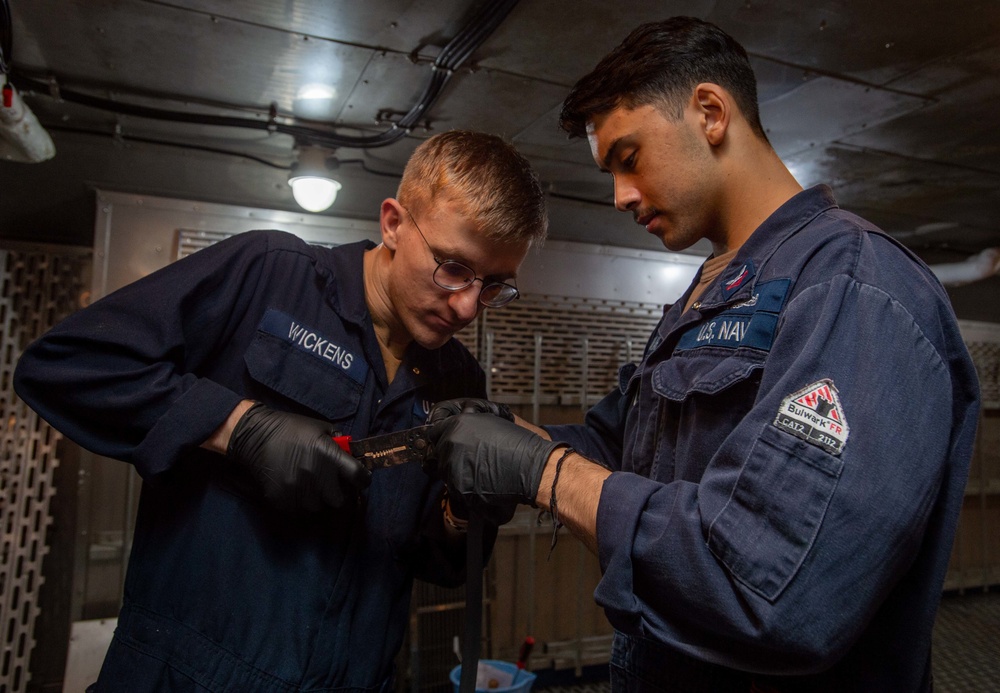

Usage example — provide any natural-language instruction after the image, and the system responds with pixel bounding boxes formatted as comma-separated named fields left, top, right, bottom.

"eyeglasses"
left=401, top=205, right=520, bottom=308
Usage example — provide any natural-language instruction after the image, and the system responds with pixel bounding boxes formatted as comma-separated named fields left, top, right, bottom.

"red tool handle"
left=332, top=435, right=352, bottom=453
left=516, top=636, right=535, bottom=669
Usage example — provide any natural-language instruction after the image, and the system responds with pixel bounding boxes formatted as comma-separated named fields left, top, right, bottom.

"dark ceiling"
left=1, top=0, right=998, bottom=319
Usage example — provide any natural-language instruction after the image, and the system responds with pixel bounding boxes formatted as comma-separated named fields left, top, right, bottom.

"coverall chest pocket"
left=647, top=351, right=764, bottom=482
left=243, top=331, right=363, bottom=423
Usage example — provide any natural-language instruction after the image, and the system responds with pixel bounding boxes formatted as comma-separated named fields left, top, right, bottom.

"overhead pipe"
left=0, top=78, right=55, bottom=162
left=929, top=248, right=1000, bottom=287
left=10, top=0, right=522, bottom=150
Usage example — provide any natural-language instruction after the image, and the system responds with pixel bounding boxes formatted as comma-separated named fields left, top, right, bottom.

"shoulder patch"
left=773, top=379, right=849, bottom=455
left=721, top=260, right=756, bottom=300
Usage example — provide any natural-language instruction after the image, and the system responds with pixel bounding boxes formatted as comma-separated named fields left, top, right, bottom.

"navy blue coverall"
left=14, top=232, right=487, bottom=692
left=547, top=186, right=980, bottom=692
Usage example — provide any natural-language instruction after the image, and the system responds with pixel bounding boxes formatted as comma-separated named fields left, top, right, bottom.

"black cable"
left=437, top=0, right=508, bottom=67
left=45, top=124, right=410, bottom=181
left=10, top=0, right=521, bottom=149
left=1, top=0, right=12, bottom=75
left=48, top=126, right=622, bottom=216
left=10, top=73, right=285, bottom=129
left=298, top=0, right=520, bottom=147
left=45, top=124, right=293, bottom=170
left=450, top=0, right=518, bottom=65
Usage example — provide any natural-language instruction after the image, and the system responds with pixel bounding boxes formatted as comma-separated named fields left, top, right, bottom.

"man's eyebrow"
left=428, top=242, right=514, bottom=281
left=601, top=135, right=628, bottom=172
left=427, top=239, right=473, bottom=267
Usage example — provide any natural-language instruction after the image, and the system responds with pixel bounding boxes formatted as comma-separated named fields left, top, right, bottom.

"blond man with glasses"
left=15, top=130, right=547, bottom=693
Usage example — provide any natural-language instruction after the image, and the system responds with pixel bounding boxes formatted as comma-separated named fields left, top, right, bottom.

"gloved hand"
left=444, top=476, right=517, bottom=528
left=427, top=412, right=565, bottom=514
left=428, top=398, right=515, bottom=424
left=227, top=402, right=371, bottom=512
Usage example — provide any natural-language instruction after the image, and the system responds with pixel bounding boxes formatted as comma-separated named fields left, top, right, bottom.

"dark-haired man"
left=427, top=17, right=979, bottom=692
left=15, top=130, right=546, bottom=692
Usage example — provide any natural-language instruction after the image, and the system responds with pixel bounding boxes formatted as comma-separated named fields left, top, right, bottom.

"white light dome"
left=289, top=175, right=341, bottom=213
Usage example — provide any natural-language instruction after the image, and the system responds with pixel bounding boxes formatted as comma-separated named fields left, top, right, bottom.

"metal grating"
left=175, top=228, right=339, bottom=260
left=967, top=341, right=999, bottom=407
left=0, top=249, right=90, bottom=693
left=932, top=589, right=1000, bottom=693
left=477, top=295, right=662, bottom=406
left=407, top=580, right=471, bottom=693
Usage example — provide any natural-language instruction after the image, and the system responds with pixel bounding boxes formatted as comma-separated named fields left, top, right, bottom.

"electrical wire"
left=45, top=124, right=409, bottom=181
left=38, top=124, right=612, bottom=206
left=44, top=124, right=293, bottom=169
left=9, top=0, right=521, bottom=149
left=1, top=0, right=12, bottom=75
left=5, top=1, right=611, bottom=206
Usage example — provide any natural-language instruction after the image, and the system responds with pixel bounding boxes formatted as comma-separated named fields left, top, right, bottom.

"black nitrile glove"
left=227, top=402, right=371, bottom=512
left=428, top=412, right=564, bottom=512
left=445, top=475, right=517, bottom=528
left=427, top=398, right=515, bottom=424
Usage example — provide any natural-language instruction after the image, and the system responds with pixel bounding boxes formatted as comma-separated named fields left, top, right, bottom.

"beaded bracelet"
left=548, top=447, right=575, bottom=556
left=442, top=493, right=469, bottom=532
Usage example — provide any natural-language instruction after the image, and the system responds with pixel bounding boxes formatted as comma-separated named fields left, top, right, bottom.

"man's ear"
left=693, top=83, right=730, bottom=146
left=380, top=198, right=404, bottom=251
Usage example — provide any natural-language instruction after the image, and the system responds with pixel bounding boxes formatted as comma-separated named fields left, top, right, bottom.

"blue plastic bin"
left=449, top=660, right=537, bottom=693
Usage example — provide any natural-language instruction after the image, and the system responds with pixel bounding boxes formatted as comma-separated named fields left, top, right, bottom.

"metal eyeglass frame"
left=401, top=204, right=520, bottom=308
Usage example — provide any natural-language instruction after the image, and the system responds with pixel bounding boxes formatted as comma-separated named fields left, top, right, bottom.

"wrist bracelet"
left=548, top=446, right=574, bottom=556
left=442, top=494, right=469, bottom=533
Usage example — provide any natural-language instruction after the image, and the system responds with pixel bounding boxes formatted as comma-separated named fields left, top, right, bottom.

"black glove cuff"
left=495, top=403, right=515, bottom=422
left=226, top=401, right=265, bottom=458
left=525, top=438, right=568, bottom=507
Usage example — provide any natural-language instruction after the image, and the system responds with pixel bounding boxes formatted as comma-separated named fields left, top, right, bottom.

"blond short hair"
left=397, top=131, right=548, bottom=245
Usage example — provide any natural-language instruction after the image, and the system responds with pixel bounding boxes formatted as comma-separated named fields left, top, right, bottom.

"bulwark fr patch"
left=773, top=379, right=849, bottom=455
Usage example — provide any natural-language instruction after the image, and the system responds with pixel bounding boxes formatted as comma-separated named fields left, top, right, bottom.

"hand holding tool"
left=227, top=402, right=371, bottom=512
left=427, top=412, right=566, bottom=509
left=428, top=398, right=515, bottom=424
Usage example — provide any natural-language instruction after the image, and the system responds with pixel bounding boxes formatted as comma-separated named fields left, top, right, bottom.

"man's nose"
left=613, top=175, right=640, bottom=212
left=448, top=286, right=481, bottom=321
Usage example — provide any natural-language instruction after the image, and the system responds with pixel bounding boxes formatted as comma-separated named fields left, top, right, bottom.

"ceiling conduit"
left=929, top=247, right=1000, bottom=287
left=0, top=79, right=56, bottom=162
left=0, top=0, right=55, bottom=162
left=8, top=0, right=522, bottom=150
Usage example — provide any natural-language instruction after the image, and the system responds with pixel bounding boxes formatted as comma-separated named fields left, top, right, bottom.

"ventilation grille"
left=408, top=581, right=470, bottom=693
left=474, top=295, right=662, bottom=404
left=967, top=341, right=999, bottom=406
left=1, top=249, right=90, bottom=693
left=176, top=228, right=338, bottom=260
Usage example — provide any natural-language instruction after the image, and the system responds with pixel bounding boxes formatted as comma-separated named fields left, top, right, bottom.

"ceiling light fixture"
left=288, top=145, right=341, bottom=213
left=296, top=83, right=337, bottom=102
left=294, top=83, right=338, bottom=120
